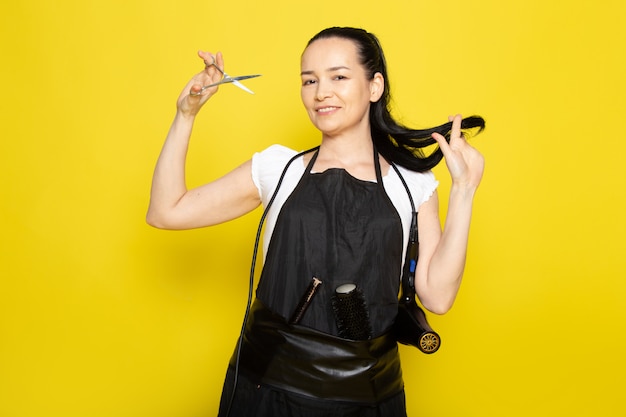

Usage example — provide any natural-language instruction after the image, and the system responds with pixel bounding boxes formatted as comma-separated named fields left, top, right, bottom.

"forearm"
left=422, top=184, right=477, bottom=313
left=146, top=112, right=196, bottom=226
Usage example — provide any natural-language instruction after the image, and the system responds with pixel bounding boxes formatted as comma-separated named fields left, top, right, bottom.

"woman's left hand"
left=431, top=114, right=485, bottom=189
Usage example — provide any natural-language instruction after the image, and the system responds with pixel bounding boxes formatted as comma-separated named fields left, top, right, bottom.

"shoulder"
left=251, top=144, right=301, bottom=183
left=396, top=165, right=437, bottom=188
left=251, top=144, right=304, bottom=201
left=386, top=165, right=439, bottom=208
left=252, top=144, right=299, bottom=166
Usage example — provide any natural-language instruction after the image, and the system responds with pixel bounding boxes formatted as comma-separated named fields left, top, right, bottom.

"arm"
left=146, top=51, right=261, bottom=230
left=414, top=114, right=485, bottom=314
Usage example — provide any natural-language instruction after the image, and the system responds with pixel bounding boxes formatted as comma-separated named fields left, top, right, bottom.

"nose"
left=314, top=79, right=332, bottom=101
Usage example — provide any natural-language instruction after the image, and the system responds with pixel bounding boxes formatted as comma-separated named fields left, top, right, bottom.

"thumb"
left=188, top=82, right=205, bottom=98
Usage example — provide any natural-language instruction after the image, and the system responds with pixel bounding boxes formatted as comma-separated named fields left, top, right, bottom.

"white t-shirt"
left=251, top=144, right=438, bottom=262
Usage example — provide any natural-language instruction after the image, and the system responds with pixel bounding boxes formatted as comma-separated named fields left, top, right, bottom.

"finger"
left=451, top=114, right=462, bottom=138
left=431, top=132, right=452, bottom=155
left=215, top=51, right=224, bottom=71
left=203, top=56, right=215, bottom=69
left=198, top=51, right=219, bottom=80
left=198, top=50, right=215, bottom=66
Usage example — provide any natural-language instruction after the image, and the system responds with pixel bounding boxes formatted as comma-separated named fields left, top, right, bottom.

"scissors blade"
left=229, top=74, right=261, bottom=81
left=231, top=80, right=255, bottom=94
left=200, top=74, right=262, bottom=94
left=226, top=74, right=261, bottom=94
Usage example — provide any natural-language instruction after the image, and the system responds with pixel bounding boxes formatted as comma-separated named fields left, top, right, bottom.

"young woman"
left=147, top=27, right=485, bottom=417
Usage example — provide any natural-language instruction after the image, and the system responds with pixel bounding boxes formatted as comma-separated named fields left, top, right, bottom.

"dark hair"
left=307, top=27, right=485, bottom=172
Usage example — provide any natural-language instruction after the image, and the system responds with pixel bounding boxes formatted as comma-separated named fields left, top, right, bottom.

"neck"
left=311, top=133, right=386, bottom=181
left=318, top=132, right=374, bottom=165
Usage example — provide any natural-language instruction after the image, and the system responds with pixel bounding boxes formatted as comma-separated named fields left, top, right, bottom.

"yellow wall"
left=1, top=1, right=625, bottom=416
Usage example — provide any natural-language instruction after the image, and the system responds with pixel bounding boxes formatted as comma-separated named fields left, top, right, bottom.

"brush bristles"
left=331, top=285, right=372, bottom=340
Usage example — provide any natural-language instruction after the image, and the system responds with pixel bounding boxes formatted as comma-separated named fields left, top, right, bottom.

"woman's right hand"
left=176, top=50, right=225, bottom=116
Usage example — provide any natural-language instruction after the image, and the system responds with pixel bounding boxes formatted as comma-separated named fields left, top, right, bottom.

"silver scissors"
left=196, top=57, right=261, bottom=95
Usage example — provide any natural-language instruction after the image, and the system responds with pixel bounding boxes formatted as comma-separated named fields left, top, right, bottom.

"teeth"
left=317, top=107, right=337, bottom=113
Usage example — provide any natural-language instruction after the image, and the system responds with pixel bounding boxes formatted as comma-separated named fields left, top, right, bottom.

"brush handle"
left=289, top=277, right=322, bottom=325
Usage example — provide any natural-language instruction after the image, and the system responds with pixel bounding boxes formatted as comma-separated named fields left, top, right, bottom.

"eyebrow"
left=300, top=66, right=351, bottom=76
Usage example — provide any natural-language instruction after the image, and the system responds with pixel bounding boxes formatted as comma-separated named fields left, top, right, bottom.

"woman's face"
left=300, top=37, right=383, bottom=138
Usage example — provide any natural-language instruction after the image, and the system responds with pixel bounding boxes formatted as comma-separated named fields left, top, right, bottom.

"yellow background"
left=1, top=0, right=625, bottom=416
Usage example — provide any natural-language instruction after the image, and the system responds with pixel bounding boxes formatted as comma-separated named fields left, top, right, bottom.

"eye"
left=302, top=79, right=317, bottom=86
left=334, top=75, right=347, bottom=81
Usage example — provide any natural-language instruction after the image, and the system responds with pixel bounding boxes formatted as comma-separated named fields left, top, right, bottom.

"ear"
left=369, top=72, right=385, bottom=102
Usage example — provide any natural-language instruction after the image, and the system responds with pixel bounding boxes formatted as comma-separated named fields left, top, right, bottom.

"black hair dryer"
left=394, top=212, right=441, bottom=354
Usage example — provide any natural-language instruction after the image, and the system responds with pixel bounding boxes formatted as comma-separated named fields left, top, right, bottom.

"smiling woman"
left=147, top=26, right=485, bottom=417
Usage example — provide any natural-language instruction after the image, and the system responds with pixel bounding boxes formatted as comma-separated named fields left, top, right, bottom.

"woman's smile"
left=315, top=106, right=340, bottom=114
